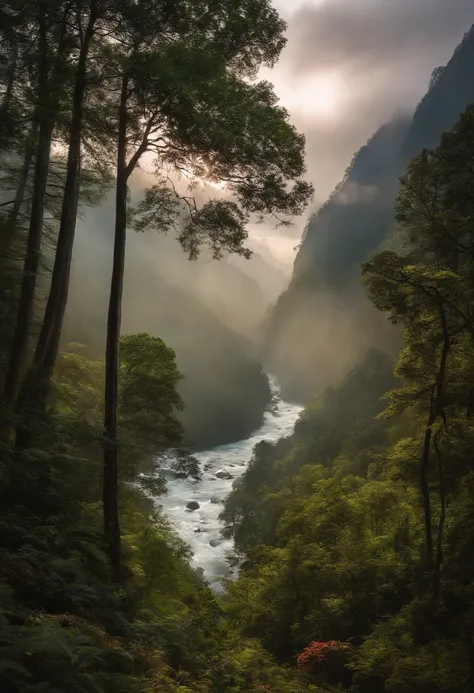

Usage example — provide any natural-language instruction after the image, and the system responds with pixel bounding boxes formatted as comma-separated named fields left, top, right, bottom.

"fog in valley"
left=63, top=174, right=290, bottom=448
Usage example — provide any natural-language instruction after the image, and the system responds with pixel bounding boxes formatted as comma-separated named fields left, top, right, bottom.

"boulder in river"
left=186, top=501, right=200, bottom=511
left=209, top=539, right=224, bottom=547
left=210, top=496, right=221, bottom=504
left=215, top=470, right=233, bottom=480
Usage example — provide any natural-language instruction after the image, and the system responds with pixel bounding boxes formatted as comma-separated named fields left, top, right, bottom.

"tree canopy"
left=221, top=105, right=474, bottom=693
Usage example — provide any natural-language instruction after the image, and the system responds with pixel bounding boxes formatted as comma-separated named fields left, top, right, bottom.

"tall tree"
left=101, top=0, right=313, bottom=574
left=15, top=0, right=103, bottom=422
left=0, top=1, right=23, bottom=143
left=28, top=0, right=100, bottom=388
left=362, top=254, right=459, bottom=573
left=362, top=108, right=474, bottom=586
left=1, top=0, right=70, bottom=408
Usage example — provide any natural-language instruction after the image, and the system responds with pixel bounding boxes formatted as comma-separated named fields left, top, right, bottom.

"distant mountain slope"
left=293, top=118, right=410, bottom=288
left=402, top=27, right=474, bottom=160
left=264, top=25, right=474, bottom=401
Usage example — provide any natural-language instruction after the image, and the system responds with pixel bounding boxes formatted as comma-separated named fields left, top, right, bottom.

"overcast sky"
left=250, top=0, right=474, bottom=266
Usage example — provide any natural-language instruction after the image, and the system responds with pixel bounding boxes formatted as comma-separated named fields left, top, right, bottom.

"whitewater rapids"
left=156, top=377, right=303, bottom=592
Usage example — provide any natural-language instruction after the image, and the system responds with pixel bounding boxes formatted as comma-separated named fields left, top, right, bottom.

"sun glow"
left=311, top=77, right=341, bottom=115
left=263, top=69, right=344, bottom=119
left=272, top=0, right=326, bottom=18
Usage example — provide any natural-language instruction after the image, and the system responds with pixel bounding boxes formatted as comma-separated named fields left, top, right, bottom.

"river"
left=156, top=377, right=303, bottom=592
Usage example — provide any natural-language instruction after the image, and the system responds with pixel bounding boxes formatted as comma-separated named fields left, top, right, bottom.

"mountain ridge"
left=264, top=24, right=474, bottom=401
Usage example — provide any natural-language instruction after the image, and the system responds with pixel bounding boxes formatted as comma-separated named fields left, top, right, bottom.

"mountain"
left=64, top=189, right=273, bottom=450
left=264, top=25, right=474, bottom=401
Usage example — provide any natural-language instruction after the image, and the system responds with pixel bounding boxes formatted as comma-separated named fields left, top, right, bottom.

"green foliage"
left=0, top=0, right=316, bottom=691
left=222, top=105, right=474, bottom=693
left=0, top=436, right=314, bottom=693
left=101, top=0, right=313, bottom=261
left=118, top=333, right=184, bottom=464
left=53, top=334, right=184, bottom=478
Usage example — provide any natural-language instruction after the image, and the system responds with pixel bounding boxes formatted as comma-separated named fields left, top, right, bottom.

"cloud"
left=284, top=0, right=474, bottom=74
left=334, top=182, right=379, bottom=206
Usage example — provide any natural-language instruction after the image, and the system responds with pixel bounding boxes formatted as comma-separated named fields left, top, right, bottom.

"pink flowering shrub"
left=297, top=640, right=351, bottom=669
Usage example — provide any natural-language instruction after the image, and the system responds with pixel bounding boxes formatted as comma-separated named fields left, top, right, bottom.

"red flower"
left=297, top=640, right=351, bottom=668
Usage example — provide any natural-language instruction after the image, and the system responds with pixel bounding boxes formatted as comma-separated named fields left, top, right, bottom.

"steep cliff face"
left=401, top=27, right=474, bottom=161
left=265, top=25, right=474, bottom=402
left=293, top=118, right=410, bottom=289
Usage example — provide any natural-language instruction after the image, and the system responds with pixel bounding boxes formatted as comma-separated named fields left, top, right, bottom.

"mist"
left=64, top=175, right=288, bottom=449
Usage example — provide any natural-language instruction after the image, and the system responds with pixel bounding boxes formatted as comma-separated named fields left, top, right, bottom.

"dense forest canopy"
left=2, top=2, right=474, bottom=693
left=223, top=105, right=474, bottom=692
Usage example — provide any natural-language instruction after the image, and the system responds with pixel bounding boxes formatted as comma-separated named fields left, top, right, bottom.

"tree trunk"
left=420, top=306, right=450, bottom=575
left=420, top=394, right=435, bottom=571
left=0, top=45, right=17, bottom=115
left=433, top=434, right=445, bottom=601
left=103, top=74, right=129, bottom=579
left=8, top=133, right=36, bottom=227
left=420, top=305, right=451, bottom=571
left=432, top=306, right=449, bottom=597
left=1, top=13, right=51, bottom=408
left=18, top=5, right=96, bottom=414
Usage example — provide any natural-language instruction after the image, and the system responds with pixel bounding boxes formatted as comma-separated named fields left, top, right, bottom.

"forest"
left=1, top=0, right=474, bottom=692
left=223, top=105, right=474, bottom=691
